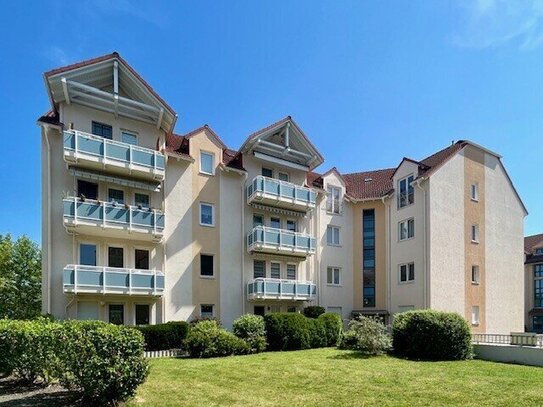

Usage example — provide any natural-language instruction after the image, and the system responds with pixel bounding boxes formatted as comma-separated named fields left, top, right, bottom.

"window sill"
left=326, top=211, right=342, bottom=216
left=471, top=240, right=480, bottom=245
left=327, top=243, right=342, bottom=248
left=200, top=275, right=215, bottom=279
left=471, top=198, right=479, bottom=203
left=398, top=280, right=415, bottom=285
left=327, top=284, right=342, bottom=287
left=398, top=236, right=415, bottom=243
left=397, top=203, right=414, bottom=211
left=471, top=281, right=480, bottom=285
left=200, top=223, right=215, bottom=228
left=472, top=323, right=480, bottom=327
left=199, top=171, right=215, bottom=177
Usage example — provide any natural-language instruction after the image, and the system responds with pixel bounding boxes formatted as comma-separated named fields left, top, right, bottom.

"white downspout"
left=241, top=172, right=248, bottom=315
left=44, top=128, right=52, bottom=315
left=415, top=179, right=429, bottom=309
left=381, top=196, right=391, bottom=317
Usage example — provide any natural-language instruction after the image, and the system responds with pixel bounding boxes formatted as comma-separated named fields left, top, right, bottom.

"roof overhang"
left=44, top=53, right=177, bottom=133
left=240, top=117, right=324, bottom=170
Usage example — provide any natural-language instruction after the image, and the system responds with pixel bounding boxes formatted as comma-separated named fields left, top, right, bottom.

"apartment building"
left=525, top=234, right=543, bottom=332
left=39, top=53, right=527, bottom=333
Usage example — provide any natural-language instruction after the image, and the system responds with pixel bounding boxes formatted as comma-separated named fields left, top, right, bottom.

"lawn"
left=129, top=348, right=543, bottom=407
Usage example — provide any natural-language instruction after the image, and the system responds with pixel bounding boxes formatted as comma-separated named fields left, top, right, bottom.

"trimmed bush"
left=303, top=306, right=325, bottom=319
left=264, top=313, right=312, bottom=351
left=185, top=320, right=249, bottom=358
left=392, top=310, right=472, bottom=360
left=232, top=314, right=266, bottom=353
left=135, top=321, right=189, bottom=351
left=318, top=313, right=343, bottom=347
left=339, top=316, right=391, bottom=355
left=308, top=318, right=327, bottom=348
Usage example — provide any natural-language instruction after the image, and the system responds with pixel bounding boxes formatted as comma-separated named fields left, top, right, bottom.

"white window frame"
left=108, top=187, right=125, bottom=204
left=397, top=174, right=415, bottom=209
left=253, top=259, right=266, bottom=279
left=286, top=219, right=297, bottom=232
left=134, top=303, right=152, bottom=325
left=199, top=151, right=215, bottom=175
left=399, top=262, right=415, bottom=283
left=253, top=213, right=264, bottom=228
left=262, top=167, right=274, bottom=178
left=327, top=266, right=341, bottom=286
left=398, top=218, right=415, bottom=241
left=471, top=224, right=479, bottom=243
left=108, top=303, right=126, bottom=325
left=200, top=304, right=214, bottom=318
left=471, top=265, right=480, bottom=285
left=78, top=240, right=99, bottom=266
left=199, top=202, right=215, bottom=227
left=133, top=245, right=152, bottom=270
left=326, top=186, right=342, bottom=214
left=470, top=183, right=479, bottom=202
left=133, top=191, right=151, bottom=209
left=121, top=130, right=138, bottom=146
left=471, top=305, right=480, bottom=326
left=278, top=172, right=289, bottom=182
left=286, top=263, right=297, bottom=280
left=270, top=217, right=281, bottom=229
left=270, top=262, right=281, bottom=279
left=200, top=253, right=215, bottom=279
left=326, top=226, right=340, bottom=246
left=107, top=243, right=126, bottom=269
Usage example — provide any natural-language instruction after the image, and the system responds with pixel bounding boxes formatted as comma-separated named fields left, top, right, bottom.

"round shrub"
left=59, top=320, right=149, bottom=404
left=308, top=318, right=327, bottom=348
left=392, top=310, right=472, bottom=360
left=318, top=313, right=343, bottom=347
left=185, top=320, right=249, bottom=358
left=135, top=321, right=189, bottom=351
left=232, top=314, right=266, bottom=353
left=339, top=316, right=391, bottom=355
left=303, top=306, right=325, bottom=319
left=264, top=313, right=312, bottom=351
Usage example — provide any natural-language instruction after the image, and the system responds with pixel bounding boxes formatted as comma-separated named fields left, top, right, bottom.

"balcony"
left=63, top=265, right=164, bottom=296
left=63, top=130, right=166, bottom=181
left=63, top=197, right=165, bottom=242
left=246, top=176, right=316, bottom=212
left=247, top=278, right=316, bottom=301
left=247, top=226, right=316, bottom=257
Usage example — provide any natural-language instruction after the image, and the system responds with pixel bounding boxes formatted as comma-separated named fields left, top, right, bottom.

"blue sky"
left=0, top=0, right=542, bottom=242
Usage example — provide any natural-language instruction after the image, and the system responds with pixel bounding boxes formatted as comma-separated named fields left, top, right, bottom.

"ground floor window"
left=200, top=304, right=214, bottom=318
left=533, top=316, right=543, bottom=333
left=287, top=306, right=297, bottom=313
left=135, top=304, right=150, bottom=325
left=254, top=305, right=265, bottom=316
left=109, top=304, right=124, bottom=325
left=77, top=301, right=98, bottom=320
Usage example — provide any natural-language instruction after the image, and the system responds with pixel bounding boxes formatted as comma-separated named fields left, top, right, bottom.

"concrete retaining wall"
left=474, top=344, right=543, bottom=367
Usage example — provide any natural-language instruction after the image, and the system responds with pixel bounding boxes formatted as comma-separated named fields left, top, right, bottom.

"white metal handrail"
left=248, top=175, right=315, bottom=203
left=248, top=225, right=315, bottom=250
left=247, top=278, right=316, bottom=299
left=65, top=129, right=165, bottom=169
left=472, top=333, right=543, bottom=347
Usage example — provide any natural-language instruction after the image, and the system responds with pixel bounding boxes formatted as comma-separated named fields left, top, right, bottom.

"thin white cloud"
left=45, top=46, right=72, bottom=66
left=452, top=0, right=543, bottom=50
left=83, top=0, right=169, bottom=28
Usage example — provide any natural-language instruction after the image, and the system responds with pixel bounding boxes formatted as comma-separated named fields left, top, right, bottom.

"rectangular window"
left=200, top=151, right=214, bottom=175
left=278, top=172, right=289, bottom=182
left=108, top=247, right=124, bottom=268
left=536, top=248, right=543, bottom=255
left=270, top=262, right=281, bottom=279
left=121, top=131, right=138, bottom=146
left=399, top=263, right=415, bottom=283
left=135, top=304, right=150, bottom=325
left=80, top=243, right=97, bottom=266
left=92, top=121, right=112, bottom=139
left=270, top=217, right=281, bottom=229
left=363, top=209, right=376, bottom=308
left=286, top=220, right=297, bottom=232
left=262, top=167, right=273, bottom=178
left=200, top=304, right=214, bottom=318
left=77, top=180, right=98, bottom=200
left=200, top=254, right=214, bottom=277
left=253, top=214, right=263, bottom=227
left=471, top=224, right=479, bottom=243
left=534, top=265, right=543, bottom=307
left=135, top=193, right=150, bottom=208
left=287, top=264, right=296, bottom=280
left=326, top=186, right=341, bottom=214
left=108, top=188, right=124, bottom=204
left=253, top=260, right=265, bottom=278
left=471, top=183, right=479, bottom=201
left=109, top=304, right=124, bottom=325
left=254, top=305, right=265, bottom=316
left=200, top=203, right=214, bottom=226
left=471, top=305, right=480, bottom=325
left=399, top=218, right=415, bottom=241
left=287, top=306, right=297, bottom=313
left=398, top=175, right=414, bottom=208
left=135, top=249, right=150, bottom=270
left=533, top=316, right=543, bottom=333
left=471, top=265, right=480, bottom=284
left=327, top=226, right=340, bottom=246
left=327, top=267, right=341, bottom=286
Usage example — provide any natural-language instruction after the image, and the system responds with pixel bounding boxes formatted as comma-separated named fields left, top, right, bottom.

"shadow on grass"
left=0, top=378, right=83, bottom=407
left=0, top=390, right=81, bottom=407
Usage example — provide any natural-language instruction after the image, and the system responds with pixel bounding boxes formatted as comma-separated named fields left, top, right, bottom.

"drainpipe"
left=44, top=128, right=52, bottom=315
left=414, top=178, right=429, bottom=309
left=241, top=172, right=248, bottom=315
left=381, top=195, right=390, bottom=317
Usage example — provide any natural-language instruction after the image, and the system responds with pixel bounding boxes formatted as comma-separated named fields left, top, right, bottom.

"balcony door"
left=79, top=244, right=97, bottom=266
left=108, top=247, right=124, bottom=268
left=92, top=121, right=113, bottom=139
left=77, top=180, right=98, bottom=200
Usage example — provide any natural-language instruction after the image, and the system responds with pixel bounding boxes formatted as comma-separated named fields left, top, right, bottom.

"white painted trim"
left=199, top=202, right=215, bottom=227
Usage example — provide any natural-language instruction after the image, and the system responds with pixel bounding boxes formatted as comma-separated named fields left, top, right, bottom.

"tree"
left=0, top=235, right=42, bottom=319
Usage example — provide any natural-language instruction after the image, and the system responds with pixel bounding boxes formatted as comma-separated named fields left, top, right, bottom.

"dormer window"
left=536, top=248, right=543, bottom=255
left=398, top=175, right=414, bottom=208
left=326, top=186, right=341, bottom=214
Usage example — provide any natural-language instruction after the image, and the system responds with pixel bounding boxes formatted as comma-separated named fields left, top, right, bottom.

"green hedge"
left=303, top=306, right=325, bottom=319
left=392, top=310, right=472, bottom=360
left=0, top=319, right=148, bottom=404
left=339, top=316, right=391, bottom=355
left=308, top=318, right=327, bottom=348
left=264, top=313, right=312, bottom=351
left=135, top=321, right=189, bottom=351
left=185, top=320, right=249, bottom=358
left=318, top=313, right=343, bottom=346
left=232, top=314, right=266, bottom=353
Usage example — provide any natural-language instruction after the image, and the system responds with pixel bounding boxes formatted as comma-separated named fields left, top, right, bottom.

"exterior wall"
left=352, top=200, right=387, bottom=312
left=318, top=171, right=353, bottom=320
left=428, top=153, right=465, bottom=316
left=389, top=161, right=426, bottom=314
left=484, top=154, right=525, bottom=333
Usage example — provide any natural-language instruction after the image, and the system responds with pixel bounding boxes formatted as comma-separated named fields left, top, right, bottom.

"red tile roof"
left=343, top=168, right=396, bottom=200
left=223, top=149, right=245, bottom=171
left=526, top=234, right=543, bottom=253
left=417, top=140, right=468, bottom=178
left=306, top=171, right=323, bottom=189
left=164, top=133, right=191, bottom=159
left=37, top=109, right=62, bottom=126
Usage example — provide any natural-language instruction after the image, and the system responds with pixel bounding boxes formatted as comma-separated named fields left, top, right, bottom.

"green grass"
left=129, top=348, right=543, bottom=407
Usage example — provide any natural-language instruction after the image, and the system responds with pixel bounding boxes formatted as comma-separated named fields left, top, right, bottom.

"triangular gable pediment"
left=240, top=117, right=324, bottom=170
left=44, top=53, right=177, bottom=133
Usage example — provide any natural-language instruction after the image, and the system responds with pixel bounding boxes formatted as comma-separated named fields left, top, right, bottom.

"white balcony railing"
left=247, top=226, right=316, bottom=257
left=247, top=278, right=316, bottom=301
left=63, top=264, right=165, bottom=296
left=63, top=130, right=165, bottom=180
left=246, top=175, right=316, bottom=211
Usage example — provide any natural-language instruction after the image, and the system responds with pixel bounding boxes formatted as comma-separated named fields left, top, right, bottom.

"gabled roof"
left=37, top=109, right=62, bottom=126
left=526, top=234, right=543, bottom=253
left=343, top=168, right=396, bottom=201
left=164, top=133, right=191, bottom=160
